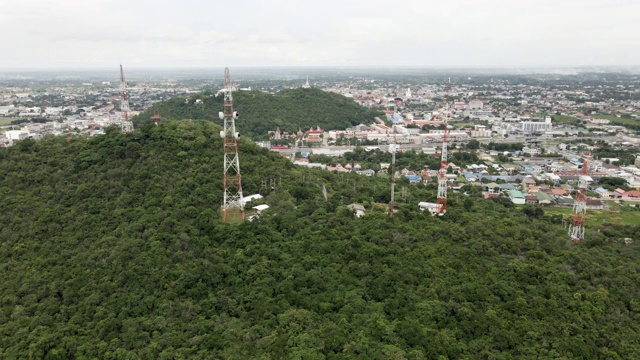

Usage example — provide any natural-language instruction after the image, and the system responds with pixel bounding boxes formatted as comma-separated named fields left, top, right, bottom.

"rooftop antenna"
left=219, top=67, right=245, bottom=222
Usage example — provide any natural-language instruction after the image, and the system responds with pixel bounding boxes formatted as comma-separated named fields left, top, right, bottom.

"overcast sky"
left=1, top=0, right=639, bottom=69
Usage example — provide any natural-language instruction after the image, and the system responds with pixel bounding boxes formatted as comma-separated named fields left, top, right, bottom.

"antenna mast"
left=220, top=68, right=245, bottom=222
left=568, top=160, right=588, bottom=242
left=119, top=64, right=133, bottom=133
left=390, top=142, right=397, bottom=217
left=436, top=77, right=450, bottom=215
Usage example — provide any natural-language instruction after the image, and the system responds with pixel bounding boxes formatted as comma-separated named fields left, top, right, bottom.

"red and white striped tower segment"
left=219, top=67, right=245, bottom=222
left=119, top=64, right=133, bottom=133
left=436, top=77, right=451, bottom=215
left=568, top=160, right=589, bottom=242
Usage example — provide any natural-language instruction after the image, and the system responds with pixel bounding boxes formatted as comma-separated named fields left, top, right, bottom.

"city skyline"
left=1, top=0, right=639, bottom=69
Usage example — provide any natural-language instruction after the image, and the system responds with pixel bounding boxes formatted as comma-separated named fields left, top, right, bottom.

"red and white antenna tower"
left=119, top=64, right=133, bottom=133
left=219, top=67, right=244, bottom=222
left=568, top=160, right=589, bottom=242
left=436, top=77, right=451, bottom=215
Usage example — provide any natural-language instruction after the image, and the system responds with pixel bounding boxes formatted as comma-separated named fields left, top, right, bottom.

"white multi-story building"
left=44, top=107, right=64, bottom=116
left=520, top=116, right=552, bottom=133
left=522, top=146, right=541, bottom=155
left=469, top=100, right=484, bottom=109
left=4, top=130, right=30, bottom=141
left=0, top=105, right=14, bottom=116
left=393, top=125, right=420, bottom=135
left=471, top=129, right=492, bottom=138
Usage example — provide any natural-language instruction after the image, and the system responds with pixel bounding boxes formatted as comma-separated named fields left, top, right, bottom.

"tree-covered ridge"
left=133, top=88, right=384, bottom=140
left=0, top=121, right=639, bottom=359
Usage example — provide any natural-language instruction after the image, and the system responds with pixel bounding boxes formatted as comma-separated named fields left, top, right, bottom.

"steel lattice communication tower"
left=389, top=142, right=397, bottom=218
left=219, top=68, right=245, bottom=222
left=119, top=64, right=133, bottom=133
left=436, top=77, right=451, bottom=215
left=568, top=160, right=589, bottom=242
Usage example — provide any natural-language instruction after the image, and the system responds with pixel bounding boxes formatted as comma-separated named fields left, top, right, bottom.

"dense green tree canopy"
left=0, top=121, right=639, bottom=359
left=132, top=88, right=384, bottom=140
left=598, top=177, right=630, bottom=191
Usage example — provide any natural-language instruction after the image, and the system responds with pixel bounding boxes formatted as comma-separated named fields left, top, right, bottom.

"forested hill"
left=133, top=87, right=383, bottom=139
left=1, top=121, right=640, bottom=358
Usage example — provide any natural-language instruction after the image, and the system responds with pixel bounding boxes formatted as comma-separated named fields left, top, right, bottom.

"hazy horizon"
left=1, top=0, right=639, bottom=69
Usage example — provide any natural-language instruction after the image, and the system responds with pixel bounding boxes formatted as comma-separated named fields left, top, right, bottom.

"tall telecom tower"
left=219, top=68, right=245, bottom=222
left=389, top=142, right=397, bottom=218
left=568, top=160, right=589, bottom=242
left=119, top=64, right=133, bottom=133
left=436, top=78, right=451, bottom=215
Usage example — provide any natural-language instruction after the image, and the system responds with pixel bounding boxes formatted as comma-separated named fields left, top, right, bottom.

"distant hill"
left=133, top=87, right=384, bottom=139
left=1, top=121, right=640, bottom=358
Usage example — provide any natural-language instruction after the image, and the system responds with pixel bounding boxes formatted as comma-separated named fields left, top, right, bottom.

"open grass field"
left=551, top=115, right=581, bottom=125
left=0, top=118, right=15, bottom=126
left=452, top=122, right=476, bottom=128
left=552, top=113, right=640, bottom=129
left=590, top=113, right=640, bottom=127
left=543, top=202, right=640, bottom=227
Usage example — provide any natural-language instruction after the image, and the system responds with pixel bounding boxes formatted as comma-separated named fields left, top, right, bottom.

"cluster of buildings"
left=269, top=126, right=324, bottom=144
left=465, top=156, right=640, bottom=207
left=264, top=75, right=640, bottom=216
left=282, top=138, right=640, bottom=217
left=0, top=77, right=200, bottom=147
left=0, top=111, right=136, bottom=147
left=269, top=77, right=593, bottom=145
left=317, top=73, right=640, bottom=142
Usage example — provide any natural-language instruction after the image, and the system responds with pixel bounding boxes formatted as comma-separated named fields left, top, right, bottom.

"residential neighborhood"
left=0, top=71, right=201, bottom=146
